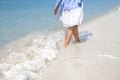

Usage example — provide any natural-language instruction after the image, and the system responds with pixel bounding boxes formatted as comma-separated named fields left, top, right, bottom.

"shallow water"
left=0, top=0, right=120, bottom=47
left=0, top=0, right=120, bottom=80
left=0, top=30, right=66, bottom=80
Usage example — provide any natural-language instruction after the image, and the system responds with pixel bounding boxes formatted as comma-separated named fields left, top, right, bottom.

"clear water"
left=0, top=0, right=120, bottom=47
left=0, top=0, right=120, bottom=80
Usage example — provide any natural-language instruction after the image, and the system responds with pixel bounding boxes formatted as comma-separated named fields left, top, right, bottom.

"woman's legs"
left=64, top=25, right=80, bottom=47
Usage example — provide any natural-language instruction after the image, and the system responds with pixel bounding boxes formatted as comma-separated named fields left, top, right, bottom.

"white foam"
left=119, top=7, right=120, bottom=11
left=0, top=30, right=65, bottom=80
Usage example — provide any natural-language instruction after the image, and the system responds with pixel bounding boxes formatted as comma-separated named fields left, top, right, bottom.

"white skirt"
left=60, top=7, right=83, bottom=27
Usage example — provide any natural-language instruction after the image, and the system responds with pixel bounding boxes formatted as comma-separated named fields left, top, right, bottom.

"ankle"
left=76, top=38, right=80, bottom=43
left=64, top=43, right=68, bottom=47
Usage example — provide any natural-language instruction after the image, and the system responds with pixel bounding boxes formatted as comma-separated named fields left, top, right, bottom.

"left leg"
left=73, top=25, right=80, bottom=43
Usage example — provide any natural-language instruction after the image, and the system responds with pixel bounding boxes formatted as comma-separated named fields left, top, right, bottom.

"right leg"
left=73, top=25, right=80, bottom=43
left=64, top=27, right=74, bottom=47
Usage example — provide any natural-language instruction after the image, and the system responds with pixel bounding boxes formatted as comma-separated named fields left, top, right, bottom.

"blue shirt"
left=56, top=0, right=82, bottom=11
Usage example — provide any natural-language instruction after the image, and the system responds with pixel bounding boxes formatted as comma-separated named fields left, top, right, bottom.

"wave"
left=0, top=30, right=65, bottom=80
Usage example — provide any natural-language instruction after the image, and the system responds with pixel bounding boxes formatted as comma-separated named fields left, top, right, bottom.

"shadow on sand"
left=79, top=31, right=92, bottom=43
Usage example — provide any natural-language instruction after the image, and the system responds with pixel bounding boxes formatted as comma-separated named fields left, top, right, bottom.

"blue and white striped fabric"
left=56, top=0, right=82, bottom=11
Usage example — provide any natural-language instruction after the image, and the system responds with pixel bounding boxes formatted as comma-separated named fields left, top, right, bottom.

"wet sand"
left=41, top=9, right=120, bottom=80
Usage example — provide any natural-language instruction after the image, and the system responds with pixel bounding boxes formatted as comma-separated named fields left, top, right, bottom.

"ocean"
left=0, top=0, right=120, bottom=80
left=0, top=0, right=120, bottom=47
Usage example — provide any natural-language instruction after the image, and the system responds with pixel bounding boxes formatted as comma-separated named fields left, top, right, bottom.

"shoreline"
left=0, top=4, right=120, bottom=49
left=0, top=7, right=120, bottom=80
left=41, top=8, right=120, bottom=80
left=83, top=4, right=120, bottom=25
left=0, top=6, right=120, bottom=65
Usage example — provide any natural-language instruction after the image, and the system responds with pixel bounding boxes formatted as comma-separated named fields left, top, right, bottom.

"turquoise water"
left=0, top=0, right=120, bottom=47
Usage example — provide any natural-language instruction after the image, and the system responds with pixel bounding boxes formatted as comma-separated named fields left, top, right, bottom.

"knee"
left=68, top=27, right=74, bottom=31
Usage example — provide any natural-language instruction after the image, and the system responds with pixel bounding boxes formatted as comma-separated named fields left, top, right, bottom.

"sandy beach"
left=41, top=9, right=120, bottom=80
left=0, top=0, right=120, bottom=80
left=0, top=8, right=120, bottom=80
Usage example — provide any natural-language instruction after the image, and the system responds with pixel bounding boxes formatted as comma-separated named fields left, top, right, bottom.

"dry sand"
left=41, top=10, right=120, bottom=80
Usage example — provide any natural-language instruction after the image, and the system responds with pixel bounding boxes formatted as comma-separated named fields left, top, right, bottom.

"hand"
left=54, top=8, right=58, bottom=15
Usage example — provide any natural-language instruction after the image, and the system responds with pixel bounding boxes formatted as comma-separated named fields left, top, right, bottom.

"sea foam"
left=0, top=30, right=65, bottom=80
left=119, top=7, right=120, bottom=11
